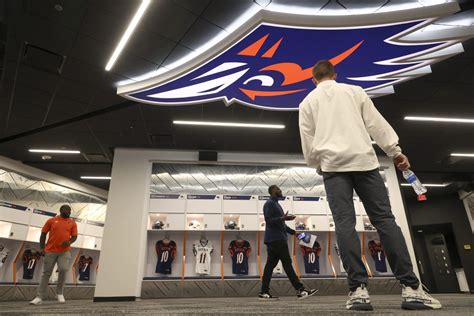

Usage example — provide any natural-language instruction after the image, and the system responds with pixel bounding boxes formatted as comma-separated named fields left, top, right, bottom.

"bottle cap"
left=417, top=194, right=427, bottom=202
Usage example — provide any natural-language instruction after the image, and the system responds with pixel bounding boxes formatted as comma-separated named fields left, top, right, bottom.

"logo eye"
left=243, top=75, right=274, bottom=87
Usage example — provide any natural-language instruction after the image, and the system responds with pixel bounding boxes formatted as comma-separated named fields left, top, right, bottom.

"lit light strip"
left=371, top=141, right=376, bottom=144
left=80, top=176, right=112, bottom=180
left=105, top=0, right=151, bottom=71
left=400, top=183, right=447, bottom=187
left=173, top=120, right=285, bottom=129
left=29, top=149, right=80, bottom=154
left=404, top=116, right=474, bottom=124
left=451, top=153, right=474, bottom=157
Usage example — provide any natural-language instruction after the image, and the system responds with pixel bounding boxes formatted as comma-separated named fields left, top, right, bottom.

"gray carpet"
left=0, top=294, right=472, bottom=315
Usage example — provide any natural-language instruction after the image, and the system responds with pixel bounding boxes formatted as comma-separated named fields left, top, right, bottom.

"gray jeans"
left=322, top=169, right=419, bottom=289
left=37, top=251, right=71, bottom=298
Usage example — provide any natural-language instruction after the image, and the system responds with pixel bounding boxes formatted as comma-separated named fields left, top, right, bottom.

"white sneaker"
left=57, top=294, right=66, bottom=303
left=346, top=285, right=373, bottom=311
left=29, top=297, right=42, bottom=305
left=401, top=284, right=442, bottom=310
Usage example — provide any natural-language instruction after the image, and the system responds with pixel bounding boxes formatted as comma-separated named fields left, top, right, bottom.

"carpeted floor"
left=0, top=294, right=472, bottom=315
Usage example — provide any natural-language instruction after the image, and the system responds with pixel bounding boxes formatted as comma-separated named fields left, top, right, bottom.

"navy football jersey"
left=228, top=240, right=251, bottom=275
left=78, top=255, right=94, bottom=281
left=368, top=239, right=387, bottom=273
left=22, top=249, right=41, bottom=279
left=155, top=240, right=177, bottom=274
left=301, top=241, right=322, bottom=274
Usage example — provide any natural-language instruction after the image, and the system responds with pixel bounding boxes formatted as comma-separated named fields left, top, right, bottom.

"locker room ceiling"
left=0, top=0, right=473, bottom=191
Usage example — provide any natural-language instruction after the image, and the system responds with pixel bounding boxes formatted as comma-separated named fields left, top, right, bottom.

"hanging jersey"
left=78, top=255, right=94, bottom=280
left=301, top=241, right=322, bottom=274
left=368, top=240, right=387, bottom=272
left=0, top=245, right=10, bottom=268
left=23, top=249, right=41, bottom=279
left=193, top=240, right=213, bottom=275
left=155, top=240, right=177, bottom=274
left=273, top=261, right=283, bottom=274
left=228, top=240, right=251, bottom=275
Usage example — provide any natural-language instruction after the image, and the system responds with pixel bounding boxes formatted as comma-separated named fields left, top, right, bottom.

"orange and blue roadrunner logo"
left=125, top=21, right=446, bottom=110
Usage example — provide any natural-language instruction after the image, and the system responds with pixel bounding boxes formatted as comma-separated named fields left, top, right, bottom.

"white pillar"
left=382, top=157, right=420, bottom=278
left=94, top=149, right=151, bottom=301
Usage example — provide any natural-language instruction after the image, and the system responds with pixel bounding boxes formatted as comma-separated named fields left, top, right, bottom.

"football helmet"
left=364, top=222, right=376, bottom=231
left=188, top=220, right=201, bottom=230
left=295, top=221, right=307, bottom=230
left=224, top=220, right=239, bottom=230
left=152, top=220, right=165, bottom=230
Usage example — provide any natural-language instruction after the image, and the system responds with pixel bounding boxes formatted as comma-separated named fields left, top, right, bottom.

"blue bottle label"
left=406, top=174, right=417, bottom=183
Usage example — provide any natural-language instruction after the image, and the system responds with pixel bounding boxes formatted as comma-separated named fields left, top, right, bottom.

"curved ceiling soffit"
left=117, top=2, right=474, bottom=111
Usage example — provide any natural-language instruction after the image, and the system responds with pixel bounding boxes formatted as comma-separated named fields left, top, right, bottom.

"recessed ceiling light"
left=404, top=116, right=474, bottom=124
left=29, top=149, right=80, bottom=154
left=451, top=153, right=474, bottom=157
left=400, top=183, right=447, bottom=187
left=80, top=176, right=111, bottom=180
left=173, top=120, right=285, bottom=129
left=105, top=0, right=151, bottom=71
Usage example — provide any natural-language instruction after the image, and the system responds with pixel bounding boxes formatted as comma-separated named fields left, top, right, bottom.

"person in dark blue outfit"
left=258, top=185, right=317, bottom=300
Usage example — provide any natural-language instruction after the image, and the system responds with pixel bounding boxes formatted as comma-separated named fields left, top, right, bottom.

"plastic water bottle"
left=402, top=170, right=427, bottom=195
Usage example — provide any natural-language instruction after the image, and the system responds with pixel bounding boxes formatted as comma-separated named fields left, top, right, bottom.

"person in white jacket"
left=298, top=60, right=441, bottom=311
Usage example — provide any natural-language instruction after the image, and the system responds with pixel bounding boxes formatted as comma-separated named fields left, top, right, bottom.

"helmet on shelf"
left=295, top=221, right=307, bottom=230
left=224, top=220, right=239, bottom=230
left=188, top=220, right=201, bottom=230
left=152, top=220, right=165, bottom=230
left=364, top=222, right=376, bottom=231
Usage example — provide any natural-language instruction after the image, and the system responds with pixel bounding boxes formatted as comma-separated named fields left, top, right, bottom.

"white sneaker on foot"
left=401, top=284, right=442, bottom=310
left=29, top=297, right=42, bottom=305
left=346, top=285, right=373, bottom=311
left=57, top=294, right=66, bottom=303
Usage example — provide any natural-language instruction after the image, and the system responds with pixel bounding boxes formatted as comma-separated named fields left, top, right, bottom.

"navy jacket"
left=263, top=196, right=296, bottom=244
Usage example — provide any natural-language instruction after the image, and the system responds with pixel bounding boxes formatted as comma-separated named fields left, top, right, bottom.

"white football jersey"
left=193, top=240, right=213, bottom=275
left=0, top=245, right=10, bottom=268
left=273, top=261, right=283, bottom=274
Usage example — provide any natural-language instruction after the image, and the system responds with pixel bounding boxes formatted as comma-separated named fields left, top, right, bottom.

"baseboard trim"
left=93, top=296, right=136, bottom=302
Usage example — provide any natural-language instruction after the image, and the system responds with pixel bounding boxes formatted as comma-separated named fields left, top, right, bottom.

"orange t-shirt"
left=42, top=216, right=78, bottom=253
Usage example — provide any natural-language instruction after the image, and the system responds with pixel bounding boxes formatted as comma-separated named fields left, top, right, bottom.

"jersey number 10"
left=161, top=251, right=169, bottom=263
left=236, top=252, right=244, bottom=264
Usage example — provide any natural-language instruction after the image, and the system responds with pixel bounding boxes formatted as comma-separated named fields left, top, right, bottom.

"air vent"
left=82, top=153, right=108, bottom=163
left=149, top=134, right=175, bottom=147
left=22, top=42, right=66, bottom=74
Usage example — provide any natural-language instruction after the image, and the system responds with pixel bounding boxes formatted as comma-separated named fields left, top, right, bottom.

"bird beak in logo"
left=123, top=21, right=454, bottom=110
left=147, top=36, right=363, bottom=101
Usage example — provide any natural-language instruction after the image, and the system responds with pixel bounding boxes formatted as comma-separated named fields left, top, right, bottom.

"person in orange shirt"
left=30, top=205, right=78, bottom=305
